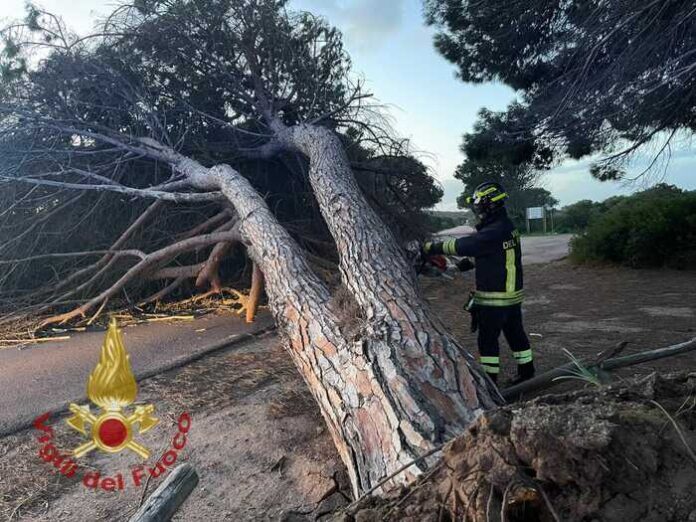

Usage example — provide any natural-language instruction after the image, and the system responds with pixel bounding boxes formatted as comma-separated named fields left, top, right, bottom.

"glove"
left=423, top=241, right=445, bottom=256
left=457, top=258, right=475, bottom=272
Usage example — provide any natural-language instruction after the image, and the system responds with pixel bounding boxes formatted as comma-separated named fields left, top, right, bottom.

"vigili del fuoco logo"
left=32, top=319, right=192, bottom=491
left=66, top=318, right=159, bottom=459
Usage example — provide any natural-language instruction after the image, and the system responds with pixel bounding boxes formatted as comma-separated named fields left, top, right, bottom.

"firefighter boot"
left=520, top=360, right=535, bottom=379
left=511, top=361, right=535, bottom=385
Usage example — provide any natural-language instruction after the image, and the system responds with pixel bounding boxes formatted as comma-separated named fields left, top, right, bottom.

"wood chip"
left=0, top=335, right=71, bottom=343
left=143, top=315, right=195, bottom=323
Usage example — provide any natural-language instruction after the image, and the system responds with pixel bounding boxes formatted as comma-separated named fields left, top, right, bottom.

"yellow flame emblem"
left=87, top=320, right=137, bottom=410
left=66, top=319, right=159, bottom=459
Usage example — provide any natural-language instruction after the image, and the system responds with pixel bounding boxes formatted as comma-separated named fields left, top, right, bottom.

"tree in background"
left=425, top=210, right=473, bottom=233
left=555, top=196, right=629, bottom=232
left=425, top=0, right=696, bottom=180
left=454, top=109, right=557, bottom=227
left=454, top=159, right=557, bottom=228
left=556, top=200, right=602, bottom=233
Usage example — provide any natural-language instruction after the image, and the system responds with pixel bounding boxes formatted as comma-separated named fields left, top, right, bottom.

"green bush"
left=555, top=196, right=627, bottom=233
left=555, top=200, right=602, bottom=232
left=569, top=185, right=696, bottom=268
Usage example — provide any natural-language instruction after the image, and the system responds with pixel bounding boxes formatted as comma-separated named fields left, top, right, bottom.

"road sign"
left=527, top=207, right=544, bottom=219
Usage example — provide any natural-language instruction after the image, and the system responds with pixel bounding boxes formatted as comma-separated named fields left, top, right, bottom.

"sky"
left=3, top=0, right=695, bottom=210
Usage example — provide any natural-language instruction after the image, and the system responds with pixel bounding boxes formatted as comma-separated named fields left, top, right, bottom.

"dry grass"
left=0, top=434, right=72, bottom=520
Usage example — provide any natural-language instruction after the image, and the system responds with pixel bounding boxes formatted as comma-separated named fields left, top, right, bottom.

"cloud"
left=294, top=0, right=407, bottom=51
left=542, top=147, right=696, bottom=206
left=435, top=178, right=465, bottom=211
left=3, top=0, right=107, bottom=34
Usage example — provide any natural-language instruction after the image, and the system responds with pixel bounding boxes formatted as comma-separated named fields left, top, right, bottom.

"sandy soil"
left=1, top=260, right=694, bottom=521
left=421, top=260, right=696, bottom=385
left=0, top=333, right=348, bottom=521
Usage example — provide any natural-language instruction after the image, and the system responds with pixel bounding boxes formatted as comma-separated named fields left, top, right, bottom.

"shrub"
left=556, top=196, right=629, bottom=233
left=555, top=200, right=602, bottom=232
left=569, top=185, right=696, bottom=269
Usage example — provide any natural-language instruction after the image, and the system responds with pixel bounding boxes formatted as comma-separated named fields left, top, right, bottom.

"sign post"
left=526, top=207, right=545, bottom=234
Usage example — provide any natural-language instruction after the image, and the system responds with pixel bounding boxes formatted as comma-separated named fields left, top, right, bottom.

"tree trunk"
left=276, top=124, right=499, bottom=412
left=160, top=140, right=498, bottom=496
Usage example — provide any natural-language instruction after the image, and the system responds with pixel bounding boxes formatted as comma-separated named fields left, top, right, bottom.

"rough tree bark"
left=150, top=129, right=499, bottom=496
left=275, top=122, right=499, bottom=415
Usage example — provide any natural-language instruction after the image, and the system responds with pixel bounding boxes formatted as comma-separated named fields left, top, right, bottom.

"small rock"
left=354, top=509, right=379, bottom=522
left=315, top=491, right=349, bottom=519
left=270, top=455, right=288, bottom=475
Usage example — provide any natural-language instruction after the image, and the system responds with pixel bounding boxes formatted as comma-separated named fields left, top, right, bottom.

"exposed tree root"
left=337, top=372, right=696, bottom=522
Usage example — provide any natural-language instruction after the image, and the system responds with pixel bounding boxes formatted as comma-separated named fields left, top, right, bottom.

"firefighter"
left=423, top=182, right=535, bottom=384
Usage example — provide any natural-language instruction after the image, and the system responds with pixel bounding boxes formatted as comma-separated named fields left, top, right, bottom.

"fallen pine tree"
left=0, top=0, right=499, bottom=496
left=0, top=2, right=440, bottom=334
left=2, top=0, right=694, bottom=511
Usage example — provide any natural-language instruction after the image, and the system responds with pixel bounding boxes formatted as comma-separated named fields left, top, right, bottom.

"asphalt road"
left=0, top=313, right=274, bottom=436
left=0, top=234, right=570, bottom=437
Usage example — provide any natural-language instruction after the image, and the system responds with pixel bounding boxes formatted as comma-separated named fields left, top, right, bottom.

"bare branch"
left=1, top=175, right=224, bottom=202
left=0, top=249, right=146, bottom=265
left=40, top=229, right=245, bottom=326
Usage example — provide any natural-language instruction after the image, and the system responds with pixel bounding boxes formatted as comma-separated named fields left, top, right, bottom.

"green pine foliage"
left=425, top=1, right=696, bottom=180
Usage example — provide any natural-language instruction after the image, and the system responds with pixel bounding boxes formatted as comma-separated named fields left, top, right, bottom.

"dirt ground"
left=421, top=260, right=696, bottom=386
left=0, top=260, right=694, bottom=521
left=0, top=333, right=348, bottom=521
